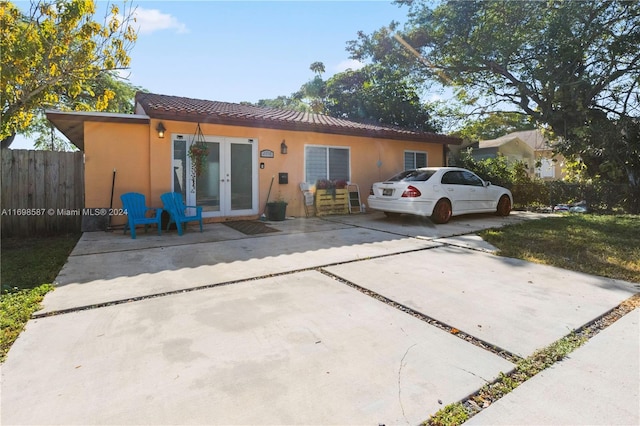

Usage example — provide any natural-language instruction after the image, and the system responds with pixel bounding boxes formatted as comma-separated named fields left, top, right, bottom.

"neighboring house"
left=46, top=92, right=461, bottom=224
left=453, top=129, right=566, bottom=180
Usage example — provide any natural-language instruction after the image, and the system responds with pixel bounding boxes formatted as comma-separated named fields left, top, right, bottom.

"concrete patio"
left=1, top=211, right=638, bottom=425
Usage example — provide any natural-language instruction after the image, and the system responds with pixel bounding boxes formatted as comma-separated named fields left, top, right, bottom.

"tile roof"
left=135, top=92, right=461, bottom=145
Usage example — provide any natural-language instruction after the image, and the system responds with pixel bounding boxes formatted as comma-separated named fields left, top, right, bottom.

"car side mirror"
left=484, top=181, right=491, bottom=187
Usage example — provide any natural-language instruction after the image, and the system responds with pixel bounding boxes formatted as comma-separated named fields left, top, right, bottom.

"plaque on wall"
left=260, top=149, right=275, bottom=158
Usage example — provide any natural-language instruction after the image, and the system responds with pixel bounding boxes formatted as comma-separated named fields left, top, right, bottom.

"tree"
left=453, top=112, right=535, bottom=142
left=251, top=62, right=439, bottom=132
left=290, top=62, right=328, bottom=114
left=1, top=0, right=137, bottom=148
left=309, top=61, right=325, bottom=76
left=324, top=64, right=439, bottom=132
left=252, top=96, right=309, bottom=112
left=25, top=71, right=141, bottom=150
left=349, top=0, right=640, bottom=210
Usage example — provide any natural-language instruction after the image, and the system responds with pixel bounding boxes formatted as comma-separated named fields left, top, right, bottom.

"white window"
left=305, top=145, right=350, bottom=183
left=404, top=151, right=427, bottom=169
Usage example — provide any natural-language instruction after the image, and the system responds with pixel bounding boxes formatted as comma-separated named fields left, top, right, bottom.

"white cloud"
left=133, top=8, right=188, bottom=35
left=334, top=59, right=365, bottom=73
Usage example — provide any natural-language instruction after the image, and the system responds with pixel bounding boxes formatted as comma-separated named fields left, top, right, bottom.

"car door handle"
left=447, top=188, right=454, bottom=192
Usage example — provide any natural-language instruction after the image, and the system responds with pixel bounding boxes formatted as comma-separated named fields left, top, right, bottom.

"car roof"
left=415, top=167, right=468, bottom=172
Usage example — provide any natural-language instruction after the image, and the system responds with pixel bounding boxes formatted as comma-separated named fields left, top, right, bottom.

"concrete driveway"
left=2, top=211, right=638, bottom=425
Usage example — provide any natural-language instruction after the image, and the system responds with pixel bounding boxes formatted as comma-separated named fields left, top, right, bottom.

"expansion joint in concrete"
left=317, top=269, right=523, bottom=364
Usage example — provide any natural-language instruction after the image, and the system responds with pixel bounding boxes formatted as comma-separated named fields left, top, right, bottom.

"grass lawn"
left=479, top=214, right=640, bottom=284
left=1, top=233, right=81, bottom=362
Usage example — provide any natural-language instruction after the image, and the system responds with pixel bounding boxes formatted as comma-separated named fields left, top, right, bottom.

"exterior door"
left=172, top=135, right=257, bottom=217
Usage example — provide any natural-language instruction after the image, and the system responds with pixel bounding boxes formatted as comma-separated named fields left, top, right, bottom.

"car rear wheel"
left=496, top=195, right=511, bottom=216
left=431, top=199, right=452, bottom=224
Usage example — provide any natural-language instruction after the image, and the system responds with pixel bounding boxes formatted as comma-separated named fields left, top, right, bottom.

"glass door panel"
left=174, top=136, right=256, bottom=217
left=230, top=143, right=253, bottom=211
left=173, top=139, right=187, bottom=198
left=196, top=142, right=221, bottom=212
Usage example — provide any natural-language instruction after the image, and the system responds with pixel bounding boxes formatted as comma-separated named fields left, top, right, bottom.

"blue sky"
left=13, top=0, right=413, bottom=149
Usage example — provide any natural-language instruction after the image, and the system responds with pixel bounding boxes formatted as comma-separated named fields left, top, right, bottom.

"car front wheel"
left=431, top=199, right=452, bottom=224
left=496, top=195, right=511, bottom=216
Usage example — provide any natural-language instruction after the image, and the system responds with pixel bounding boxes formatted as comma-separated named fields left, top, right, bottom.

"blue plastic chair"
left=120, top=192, right=163, bottom=239
left=160, top=192, right=203, bottom=236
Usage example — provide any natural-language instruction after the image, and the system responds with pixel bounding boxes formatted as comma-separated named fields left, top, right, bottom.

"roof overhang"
left=134, top=92, right=462, bottom=146
left=45, top=110, right=150, bottom=151
left=146, top=110, right=462, bottom=145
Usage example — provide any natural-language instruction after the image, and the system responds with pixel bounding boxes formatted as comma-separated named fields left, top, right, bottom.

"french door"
left=172, top=135, right=258, bottom=217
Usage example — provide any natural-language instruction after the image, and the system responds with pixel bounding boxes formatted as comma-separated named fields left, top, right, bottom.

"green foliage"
left=1, top=233, right=80, bottom=291
left=453, top=148, right=530, bottom=188
left=253, top=96, right=309, bottom=112
left=1, top=0, right=138, bottom=147
left=324, top=65, right=439, bottom=132
left=453, top=112, right=536, bottom=143
left=1, top=233, right=80, bottom=362
left=309, top=61, right=325, bottom=76
left=251, top=62, right=439, bottom=132
left=350, top=0, right=640, bottom=207
left=479, top=215, right=640, bottom=283
left=1, top=284, right=54, bottom=362
left=426, top=403, right=469, bottom=426
left=453, top=146, right=636, bottom=212
left=28, top=71, right=139, bottom=150
left=294, top=75, right=327, bottom=114
left=545, top=181, right=634, bottom=213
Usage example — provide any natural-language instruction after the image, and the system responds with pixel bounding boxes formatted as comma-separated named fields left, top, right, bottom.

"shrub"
left=452, top=150, right=636, bottom=212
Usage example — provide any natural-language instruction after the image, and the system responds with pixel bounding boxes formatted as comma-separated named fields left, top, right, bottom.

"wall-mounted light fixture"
left=156, top=122, right=166, bottom=139
left=280, top=139, right=288, bottom=154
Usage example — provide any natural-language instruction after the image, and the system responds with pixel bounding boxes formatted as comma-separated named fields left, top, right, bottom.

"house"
left=46, top=92, right=461, bottom=225
left=456, top=129, right=565, bottom=180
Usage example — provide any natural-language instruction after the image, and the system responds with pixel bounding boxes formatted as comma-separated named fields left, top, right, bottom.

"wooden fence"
left=1, top=149, right=84, bottom=237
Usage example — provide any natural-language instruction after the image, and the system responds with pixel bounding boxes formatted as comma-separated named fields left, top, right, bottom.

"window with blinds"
left=305, top=146, right=350, bottom=183
left=404, top=151, right=427, bottom=169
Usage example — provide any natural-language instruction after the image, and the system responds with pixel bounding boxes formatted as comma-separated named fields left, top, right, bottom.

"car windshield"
left=386, top=169, right=437, bottom=182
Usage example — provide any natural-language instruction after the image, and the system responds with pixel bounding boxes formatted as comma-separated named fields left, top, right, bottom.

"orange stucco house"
left=46, top=92, right=461, bottom=226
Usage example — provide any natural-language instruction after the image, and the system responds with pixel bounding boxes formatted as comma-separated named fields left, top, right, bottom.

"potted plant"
left=266, top=195, right=287, bottom=221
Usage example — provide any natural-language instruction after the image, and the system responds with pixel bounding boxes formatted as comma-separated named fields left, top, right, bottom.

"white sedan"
left=368, top=167, right=513, bottom=224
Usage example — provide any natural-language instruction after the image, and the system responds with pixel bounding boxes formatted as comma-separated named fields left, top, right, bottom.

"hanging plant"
left=188, top=123, right=209, bottom=190
left=189, top=142, right=209, bottom=176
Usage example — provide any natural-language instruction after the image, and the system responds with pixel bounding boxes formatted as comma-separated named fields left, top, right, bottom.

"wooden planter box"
left=315, top=189, right=349, bottom=216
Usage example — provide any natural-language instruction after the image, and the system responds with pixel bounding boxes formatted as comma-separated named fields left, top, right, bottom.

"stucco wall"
left=164, top=120, right=445, bottom=218
left=84, top=118, right=446, bottom=221
left=84, top=121, right=150, bottom=226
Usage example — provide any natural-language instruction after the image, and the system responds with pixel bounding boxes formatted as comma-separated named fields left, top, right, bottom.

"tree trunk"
left=1, top=133, right=16, bottom=149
